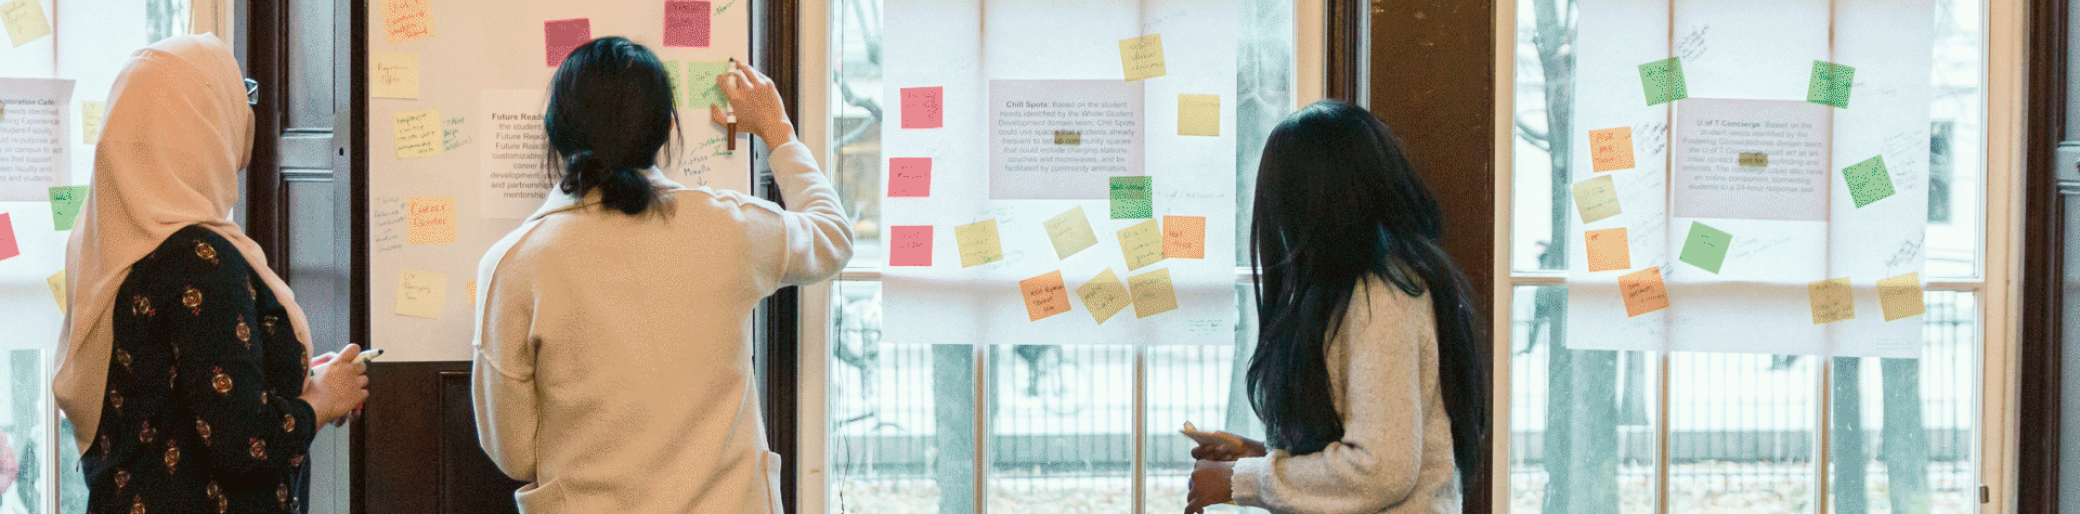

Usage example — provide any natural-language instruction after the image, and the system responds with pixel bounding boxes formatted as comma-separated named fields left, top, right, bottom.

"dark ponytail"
left=543, top=36, right=680, bottom=216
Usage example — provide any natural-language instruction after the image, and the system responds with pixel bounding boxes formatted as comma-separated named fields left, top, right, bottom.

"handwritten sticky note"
left=544, top=18, right=591, bottom=68
left=1163, top=216, right=1205, bottom=259
left=1678, top=221, right=1731, bottom=274
left=889, top=225, right=933, bottom=266
left=663, top=1, right=712, bottom=47
left=1118, top=219, right=1165, bottom=271
left=1808, top=60, right=1855, bottom=109
left=371, top=52, right=421, bottom=99
left=3, top=0, right=52, bottom=47
left=466, top=280, right=477, bottom=308
left=393, top=110, right=442, bottom=159
left=901, top=86, right=943, bottom=129
left=1110, top=176, right=1152, bottom=219
left=888, top=157, right=931, bottom=197
left=1055, top=131, right=1081, bottom=145
left=955, top=219, right=1004, bottom=268
left=1118, top=34, right=1167, bottom=82
left=1043, top=207, right=1098, bottom=259
left=406, top=195, right=457, bottom=244
left=80, top=101, right=104, bottom=144
left=380, top=0, right=435, bottom=44
left=1128, top=268, right=1179, bottom=318
left=1617, top=267, right=1668, bottom=317
left=0, top=213, right=16, bottom=261
left=1570, top=175, right=1621, bottom=223
left=1588, top=127, right=1634, bottom=172
left=1739, top=152, right=1768, bottom=167
left=1843, top=155, right=1895, bottom=208
left=1808, top=277, right=1855, bottom=324
left=685, top=61, right=731, bottom=109
left=1076, top=268, right=1131, bottom=324
left=47, top=270, right=64, bottom=313
left=1638, top=57, right=1688, bottom=106
left=394, top=269, right=446, bottom=319
left=1020, top=271, right=1072, bottom=322
left=48, top=185, right=86, bottom=231
left=1877, top=272, right=1925, bottom=321
left=1584, top=228, right=1630, bottom=272
left=1178, top=94, right=1219, bottom=136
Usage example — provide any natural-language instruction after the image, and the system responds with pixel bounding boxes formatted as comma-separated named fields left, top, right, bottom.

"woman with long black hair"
left=1185, top=99, right=1488, bottom=514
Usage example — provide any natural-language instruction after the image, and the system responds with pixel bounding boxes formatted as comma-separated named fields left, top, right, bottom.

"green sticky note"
left=1842, top=155, right=1895, bottom=208
left=685, top=61, right=731, bottom=110
left=1807, top=60, right=1854, bottom=109
left=1110, top=176, right=1152, bottom=219
left=1678, top=221, right=1731, bottom=274
left=1638, top=57, right=1688, bottom=106
left=48, top=185, right=87, bottom=231
left=663, top=60, right=685, bottom=109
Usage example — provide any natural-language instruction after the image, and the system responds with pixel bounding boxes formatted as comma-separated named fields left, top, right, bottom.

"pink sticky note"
left=889, top=158, right=931, bottom=197
left=663, top=1, right=712, bottom=47
left=901, top=87, right=943, bottom=129
left=544, top=18, right=592, bottom=68
left=0, top=213, right=16, bottom=262
left=889, top=225, right=932, bottom=266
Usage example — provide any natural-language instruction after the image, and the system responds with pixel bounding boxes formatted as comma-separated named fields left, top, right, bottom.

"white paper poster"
left=989, top=79, right=1145, bottom=200
left=0, top=78, right=72, bottom=201
left=479, top=89, right=551, bottom=219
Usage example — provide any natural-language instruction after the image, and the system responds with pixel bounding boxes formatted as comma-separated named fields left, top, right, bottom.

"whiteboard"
left=363, top=0, right=753, bottom=361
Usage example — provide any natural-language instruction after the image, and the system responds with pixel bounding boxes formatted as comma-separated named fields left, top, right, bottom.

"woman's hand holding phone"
left=1181, top=422, right=1267, bottom=462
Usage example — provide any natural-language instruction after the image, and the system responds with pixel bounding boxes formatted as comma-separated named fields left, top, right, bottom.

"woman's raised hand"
left=710, top=59, right=797, bottom=150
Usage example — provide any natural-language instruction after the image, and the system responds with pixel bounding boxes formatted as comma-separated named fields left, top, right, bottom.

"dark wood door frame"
left=755, top=0, right=803, bottom=512
left=243, top=0, right=289, bottom=278
left=2017, top=0, right=2067, bottom=511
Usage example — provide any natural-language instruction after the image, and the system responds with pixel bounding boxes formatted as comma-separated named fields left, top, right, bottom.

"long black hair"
left=544, top=36, right=679, bottom=216
left=1246, top=99, right=1488, bottom=493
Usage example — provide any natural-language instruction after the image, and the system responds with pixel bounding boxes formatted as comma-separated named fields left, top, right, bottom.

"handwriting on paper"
left=1162, top=215, right=1205, bottom=259
left=406, top=195, right=456, bottom=244
left=1678, top=221, right=1730, bottom=274
left=685, top=61, right=731, bottom=109
left=2, top=0, right=51, bottom=47
left=1618, top=267, right=1668, bottom=317
left=372, top=52, right=421, bottom=99
left=955, top=219, right=1004, bottom=268
left=1044, top=207, right=1098, bottom=259
left=1588, top=127, right=1634, bottom=172
left=1077, top=268, right=1131, bottom=324
left=1118, top=34, right=1167, bottom=82
left=1128, top=268, right=1179, bottom=318
left=1020, top=270, right=1071, bottom=322
left=1571, top=175, right=1621, bottom=223
left=1877, top=272, right=1925, bottom=321
left=1808, top=277, right=1854, bottom=324
left=888, top=157, right=931, bottom=197
left=1110, top=176, right=1152, bottom=219
left=1117, top=219, right=1165, bottom=271
left=80, top=101, right=104, bottom=144
left=889, top=225, right=932, bottom=266
left=1638, top=57, right=1688, bottom=106
left=394, top=269, right=446, bottom=319
left=381, top=0, right=435, bottom=44
left=393, top=110, right=441, bottom=159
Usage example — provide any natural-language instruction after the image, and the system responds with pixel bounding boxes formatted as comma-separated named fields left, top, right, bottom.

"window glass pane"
left=1144, top=283, right=1266, bottom=514
left=985, top=346, right=1135, bottom=514
left=1667, top=353, right=1817, bottom=514
left=1827, top=291, right=1979, bottom=514
left=1508, top=285, right=1659, bottom=514
left=829, top=281, right=978, bottom=514
left=1923, top=0, right=1985, bottom=278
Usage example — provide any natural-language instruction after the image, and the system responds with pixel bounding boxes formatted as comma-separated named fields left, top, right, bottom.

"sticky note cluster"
left=47, top=270, right=64, bottom=313
left=1110, top=176, right=1152, bottom=219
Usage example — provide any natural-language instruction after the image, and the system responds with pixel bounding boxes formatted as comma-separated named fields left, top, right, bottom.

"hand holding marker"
left=312, top=348, right=383, bottom=376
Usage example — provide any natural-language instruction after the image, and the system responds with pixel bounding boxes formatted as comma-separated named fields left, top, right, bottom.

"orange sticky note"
left=1877, top=272, right=1925, bottom=322
left=394, top=269, right=446, bottom=319
left=406, top=195, right=457, bottom=244
left=1162, top=216, right=1205, bottom=259
left=1589, top=127, right=1635, bottom=172
left=381, top=0, right=436, bottom=44
left=1127, top=268, right=1179, bottom=318
left=1019, top=271, right=1072, bottom=322
left=1618, top=267, right=1668, bottom=317
left=1075, top=268, right=1131, bottom=324
left=1584, top=228, right=1630, bottom=272
left=1117, top=219, right=1164, bottom=271
left=1808, top=277, right=1855, bottom=324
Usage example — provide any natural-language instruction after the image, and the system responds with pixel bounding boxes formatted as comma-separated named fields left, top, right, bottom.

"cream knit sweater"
left=471, top=141, right=852, bottom=514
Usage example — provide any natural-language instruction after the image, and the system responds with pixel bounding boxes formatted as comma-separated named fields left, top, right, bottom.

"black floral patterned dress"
left=81, top=226, right=318, bottom=514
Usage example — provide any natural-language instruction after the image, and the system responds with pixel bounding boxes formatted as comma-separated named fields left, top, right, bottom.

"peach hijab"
left=53, top=34, right=312, bottom=452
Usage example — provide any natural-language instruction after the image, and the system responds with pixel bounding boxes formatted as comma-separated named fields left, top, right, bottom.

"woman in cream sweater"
left=471, top=37, right=852, bottom=514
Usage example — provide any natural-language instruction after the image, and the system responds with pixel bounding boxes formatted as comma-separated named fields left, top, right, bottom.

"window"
left=815, top=0, right=1303, bottom=512
left=1505, top=1, right=1990, bottom=514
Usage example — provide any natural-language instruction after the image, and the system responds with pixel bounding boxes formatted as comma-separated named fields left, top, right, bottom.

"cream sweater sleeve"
left=1230, top=286, right=1431, bottom=514
left=766, top=141, right=855, bottom=285
left=472, top=235, right=540, bottom=483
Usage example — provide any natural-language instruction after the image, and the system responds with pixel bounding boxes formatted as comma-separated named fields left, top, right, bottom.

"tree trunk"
left=1832, top=358, right=1868, bottom=514
left=1881, top=358, right=1931, bottom=514
left=933, top=345, right=977, bottom=514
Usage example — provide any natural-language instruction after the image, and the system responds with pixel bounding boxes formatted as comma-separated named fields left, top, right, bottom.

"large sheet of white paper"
left=0, top=78, right=72, bottom=201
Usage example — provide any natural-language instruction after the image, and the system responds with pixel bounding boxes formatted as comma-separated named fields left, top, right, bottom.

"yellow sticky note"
left=1118, top=34, right=1166, bottom=82
left=372, top=52, right=421, bottom=99
left=1618, top=267, right=1668, bottom=317
left=2, top=0, right=52, bottom=48
left=1584, top=228, right=1629, bottom=272
left=467, top=280, right=477, bottom=308
left=80, top=101, right=105, bottom=145
left=1162, top=215, right=1205, bottom=259
left=1044, top=207, right=1098, bottom=260
left=1178, top=94, right=1219, bottom=137
left=1808, top=277, right=1855, bottom=324
left=394, top=269, right=446, bottom=319
left=394, top=110, right=442, bottom=159
left=46, top=270, right=64, bottom=314
left=1127, top=268, right=1179, bottom=319
left=955, top=219, right=1004, bottom=268
left=1117, top=219, right=1165, bottom=271
left=406, top=195, right=457, bottom=244
left=1019, top=270, right=1072, bottom=322
left=1571, top=175, right=1621, bottom=223
left=1588, top=126, right=1634, bottom=172
left=1877, top=272, right=1925, bottom=321
left=1076, top=268, right=1131, bottom=324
